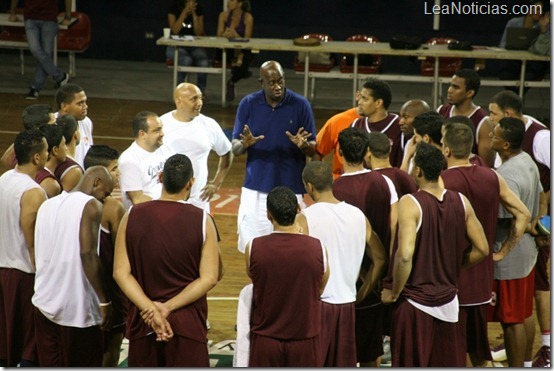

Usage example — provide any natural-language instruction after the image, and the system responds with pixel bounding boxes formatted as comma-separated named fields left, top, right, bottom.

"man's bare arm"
left=20, top=188, right=47, bottom=268
left=126, top=190, right=153, bottom=205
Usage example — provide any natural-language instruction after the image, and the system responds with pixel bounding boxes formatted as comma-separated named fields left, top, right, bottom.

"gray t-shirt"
left=494, top=151, right=542, bottom=280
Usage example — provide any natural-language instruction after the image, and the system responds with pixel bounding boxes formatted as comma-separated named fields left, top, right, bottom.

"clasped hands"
left=141, top=301, right=174, bottom=342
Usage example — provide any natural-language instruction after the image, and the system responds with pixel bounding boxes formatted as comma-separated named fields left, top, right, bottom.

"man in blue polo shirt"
left=231, top=60, right=316, bottom=253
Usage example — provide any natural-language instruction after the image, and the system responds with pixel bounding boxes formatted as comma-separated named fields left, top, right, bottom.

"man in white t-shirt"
left=55, top=83, right=94, bottom=168
left=119, top=111, right=175, bottom=210
left=161, top=83, right=232, bottom=212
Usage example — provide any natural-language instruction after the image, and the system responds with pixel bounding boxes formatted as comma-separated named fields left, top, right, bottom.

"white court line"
left=215, top=195, right=239, bottom=208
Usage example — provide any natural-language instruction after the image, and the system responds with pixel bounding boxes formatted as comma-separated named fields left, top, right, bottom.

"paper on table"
left=170, top=35, right=194, bottom=41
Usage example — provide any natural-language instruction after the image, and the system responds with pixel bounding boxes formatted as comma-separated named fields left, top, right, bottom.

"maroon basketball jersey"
left=437, top=104, right=488, bottom=155
left=54, top=157, right=84, bottom=181
left=351, top=114, right=403, bottom=168
left=522, top=121, right=550, bottom=192
left=375, top=167, right=418, bottom=198
left=402, top=190, right=467, bottom=306
left=35, top=168, right=62, bottom=189
left=250, top=233, right=324, bottom=340
left=125, top=200, right=207, bottom=342
left=442, top=166, right=500, bottom=304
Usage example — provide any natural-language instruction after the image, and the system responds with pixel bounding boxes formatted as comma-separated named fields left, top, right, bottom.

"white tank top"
left=303, top=201, right=366, bottom=304
left=0, top=170, right=45, bottom=273
left=32, top=191, right=102, bottom=327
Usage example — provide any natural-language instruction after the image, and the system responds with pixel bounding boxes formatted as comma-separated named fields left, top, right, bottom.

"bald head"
left=75, top=165, right=114, bottom=203
left=399, top=99, right=431, bottom=136
left=259, top=60, right=286, bottom=104
left=173, top=82, right=203, bottom=121
left=259, top=60, right=284, bottom=76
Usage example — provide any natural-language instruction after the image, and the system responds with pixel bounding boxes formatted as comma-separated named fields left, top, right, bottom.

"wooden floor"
left=0, top=92, right=546, bottom=366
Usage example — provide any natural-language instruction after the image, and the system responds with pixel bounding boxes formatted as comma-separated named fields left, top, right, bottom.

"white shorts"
left=237, top=187, right=306, bottom=253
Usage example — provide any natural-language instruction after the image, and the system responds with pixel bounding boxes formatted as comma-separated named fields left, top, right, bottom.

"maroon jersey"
left=402, top=190, right=468, bottom=306
left=99, top=226, right=128, bottom=326
left=522, top=121, right=550, bottom=192
left=442, top=166, right=499, bottom=304
left=24, top=0, right=58, bottom=21
left=54, top=157, right=83, bottom=181
left=250, top=233, right=324, bottom=340
left=333, top=170, right=392, bottom=307
left=375, top=167, right=418, bottom=198
left=437, top=104, right=488, bottom=155
left=125, top=200, right=207, bottom=342
left=34, top=168, right=62, bottom=189
left=351, top=114, right=403, bottom=168
left=469, top=154, right=487, bottom=167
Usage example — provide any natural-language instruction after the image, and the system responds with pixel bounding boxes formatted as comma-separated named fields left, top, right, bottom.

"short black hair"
left=498, top=117, right=525, bottom=149
left=412, top=111, right=444, bottom=144
left=267, top=186, right=298, bottom=226
left=443, top=115, right=475, bottom=137
left=14, top=129, right=46, bottom=165
left=454, top=68, right=481, bottom=98
left=162, top=154, right=194, bottom=195
left=414, top=142, right=444, bottom=181
left=84, top=145, right=120, bottom=170
left=22, top=104, right=53, bottom=130
left=443, top=123, right=474, bottom=159
left=302, top=161, right=333, bottom=192
left=56, top=114, right=79, bottom=144
left=367, top=132, right=391, bottom=159
left=490, top=90, right=523, bottom=115
left=55, top=83, right=84, bottom=109
left=38, top=124, right=64, bottom=154
left=132, top=111, right=157, bottom=137
left=361, top=77, right=392, bottom=109
left=338, top=127, right=369, bottom=164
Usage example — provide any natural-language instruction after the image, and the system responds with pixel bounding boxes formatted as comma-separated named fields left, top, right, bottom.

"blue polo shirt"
left=233, top=89, right=316, bottom=194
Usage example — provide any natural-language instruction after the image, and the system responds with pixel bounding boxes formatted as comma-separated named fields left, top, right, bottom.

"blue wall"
left=1, top=0, right=527, bottom=75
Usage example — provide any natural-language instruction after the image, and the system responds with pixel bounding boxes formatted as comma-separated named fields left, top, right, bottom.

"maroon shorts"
left=0, top=268, right=37, bottom=366
left=391, top=297, right=464, bottom=367
left=489, top=268, right=535, bottom=324
left=249, top=333, right=319, bottom=367
left=534, top=245, right=550, bottom=291
left=319, top=301, right=357, bottom=367
left=33, top=307, right=103, bottom=366
left=128, top=333, right=209, bottom=367
left=458, top=304, right=492, bottom=362
left=355, top=303, right=384, bottom=363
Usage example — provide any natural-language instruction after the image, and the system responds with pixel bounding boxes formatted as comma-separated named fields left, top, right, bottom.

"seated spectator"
left=166, top=0, right=209, bottom=93
left=216, top=0, right=254, bottom=101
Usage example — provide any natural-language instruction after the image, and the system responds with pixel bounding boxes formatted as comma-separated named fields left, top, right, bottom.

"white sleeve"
left=533, top=130, right=550, bottom=169
left=209, top=119, right=232, bottom=156
left=118, top=157, right=144, bottom=193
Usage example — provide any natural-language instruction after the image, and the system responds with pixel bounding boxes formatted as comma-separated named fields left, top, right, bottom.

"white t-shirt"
left=74, top=116, right=94, bottom=169
left=0, top=170, right=46, bottom=273
left=33, top=191, right=102, bottom=327
left=118, top=141, right=175, bottom=210
left=302, top=201, right=366, bottom=304
left=161, top=111, right=232, bottom=212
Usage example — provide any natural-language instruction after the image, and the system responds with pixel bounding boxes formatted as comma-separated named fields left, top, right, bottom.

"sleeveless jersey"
left=351, top=113, right=403, bottom=167
left=437, top=104, right=488, bottom=155
left=522, top=120, right=550, bottom=192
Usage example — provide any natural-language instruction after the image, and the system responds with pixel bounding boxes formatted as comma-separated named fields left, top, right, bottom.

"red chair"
left=420, top=37, right=462, bottom=77
left=57, top=11, right=91, bottom=76
left=293, top=33, right=335, bottom=72
left=0, top=8, right=26, bottom=42
left=340, top=34, right=381, bottom=74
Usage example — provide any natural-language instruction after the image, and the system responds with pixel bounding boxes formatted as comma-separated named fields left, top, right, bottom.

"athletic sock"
left=541, top=331, right=550, bottom=347
left=524, top=360, right=532, bottom=367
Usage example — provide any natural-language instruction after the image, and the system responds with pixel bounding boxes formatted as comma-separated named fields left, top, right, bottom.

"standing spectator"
left=114, top=154, right=222, bottom=367
left=441, top=122, right=531, bottom=366
left=217, top=0, right=254, bottom=101
left=350, top=78, right=403, bottom=168
left=313, top=105, right=361, bottom=179
left=32, top=166, right=114, bottom=366
left=382, top=143, right=488, bottom=367
left=245, top=186, right=329, bottom=367
left=166, top=0, right=209, bottom=93
left=161, top=83, right=233, bottom=212
left=231, top=60, right=316, bottom=253
left=83, top=145, right=127, bottom=367
left=437, top=69, right=495, bottom=167
left=9, top=0, right=70, bottom=100
left=332, top=128, right=395, bottom=367
left=118, top=111, right=175, bottom=210
left=488, top=117, right=542, bottom=367
left=55, top=84, right=94, bottom=168
left=0, top=130, right=48, bottom=367
left=296, top=161, right=386, bottom=367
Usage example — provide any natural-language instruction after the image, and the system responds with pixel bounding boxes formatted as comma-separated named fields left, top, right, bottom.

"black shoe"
left=56, top=72, right=69, bottom=88
left=25, top=88, right=39, bottom=100
left=226, top=80, right=235, bottom=101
